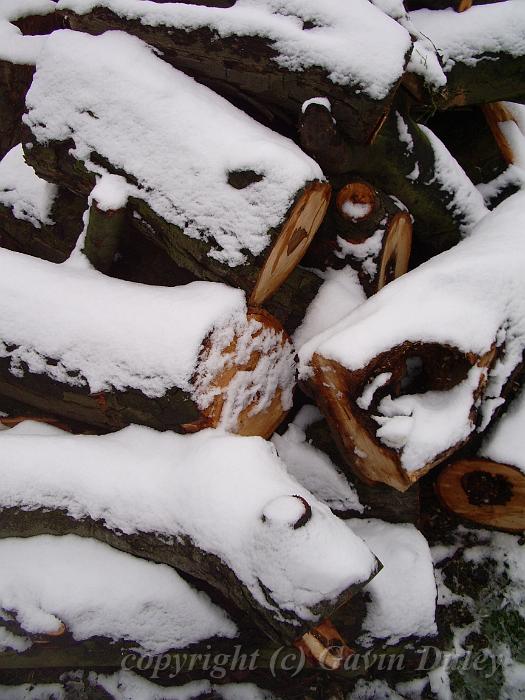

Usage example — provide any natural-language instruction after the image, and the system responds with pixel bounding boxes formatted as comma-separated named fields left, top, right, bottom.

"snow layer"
left=272, top=406, right=363, bottom=513
left=480, top=388, right=525, bottom=472
left=410, top=1, right=525, bottom=73
left=0, top=424, right=377, bottom=624
left=299, top=191, right=525, bottom=471
left=0, top=247, right=248, bottom=399
left=58, top=0, right=412, bottom=100
left=0, top=0, right=55, bottom=65
left=348, top=519, right=437, bottom=644
left=24, top=29, right=322, bottom=267
left=0, top=144, right=57, bottom=228
left=0, top=535, right=237, bottom=652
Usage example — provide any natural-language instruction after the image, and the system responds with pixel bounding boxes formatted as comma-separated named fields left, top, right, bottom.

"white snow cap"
left=480, top=389, right=525, bottom=473
left=0, top=535, right=237, bottom=653
left=0, top=144, right=57, bottom=228
left=348, top=519, right=437, bottom=644
left=24, top=28, right=323, bottom=267
left=0, top=424, right=378, bottom=625
left=0, top=0, right=55, bottom=65
left=58, top=0, right=412, bottom=100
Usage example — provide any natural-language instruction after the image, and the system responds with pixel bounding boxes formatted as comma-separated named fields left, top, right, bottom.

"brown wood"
left=436, top=458, right=525, bottom=532
left=295, top=619, right=353, bottom=671
left=482, top=102, right=519, bottom=165
left=376, top=212, right=413, bottom=292
left=336, top=182, right=379, bottom=232
left=306, top=343, right=496, bottom=492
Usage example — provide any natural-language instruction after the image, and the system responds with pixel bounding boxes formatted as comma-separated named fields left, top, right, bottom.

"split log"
left=60, top=0, right=413, bottom=145
left=481, top=102, right=523, bottom=166
left=22, top=29, right=330, bottom=305
left=298, top=100, right=487, bottom=257
left=299, top=190, right=525, bottom=491
left=304, top=179, right=413, bottom=296
left=406, top=2, right=525, bottom=109
left=0, top=144, right=85, bottom=262
left=0, top=424, right=380, bottom=643
left=0, top=247, right=296, bottom=437
left=436, top=459, right=525, bottom=532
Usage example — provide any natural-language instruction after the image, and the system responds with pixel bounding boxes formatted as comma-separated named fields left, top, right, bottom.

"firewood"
left=0, top=145, right=85, bottom=262
left=0, top=247, right=296, bottom=437
left=60, top=0, right=412, bottom=145
left=436, top=459, right=525, bottom=532
left=481, top=102, right=522, bottom=165
left=305, top=179, right=413, bottom=296
left=22, top=29, right=330, bottom=304
left=83, top=196, right=127, bottom=274
left=295, top=619, right=353, bottom=671
left=0, top=424, right=380, bottom=643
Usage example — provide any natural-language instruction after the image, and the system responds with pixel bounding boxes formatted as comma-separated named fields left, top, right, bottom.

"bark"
left=0, top=61, right=34, bottom=160
left=435, top=458, right=525, bottom=532
left=0, top=309, right=292, bottom=439
left=83, top=199, right=127, bottom=274
left=305, top=343, right=496, bottom=492
left=0, top=186, right=85, bottom=263
left=63, top=7, right=402, bottom=145
left=0, top=505, right=375, bottom=645
left=22, top=134, right=330, bottom=305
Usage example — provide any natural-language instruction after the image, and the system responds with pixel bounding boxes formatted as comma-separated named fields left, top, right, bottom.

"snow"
left=0, top=424, right=377, bottom=625
left=58, top=0, right=412, bottom=100
left=336, top=228, right=384, bottom=281
left=410, top=2, right=525, bottom=73
left=480, top=388, right=525, bottom=472
left=293, top=266, right=366, bottom=349
left=0, top=0, right=55, bottom=65
left=0, top=144, right=57, bottom=228
left=0, top=247, right=256, bottom=402
left=272, top=406, right=363, bottom=513
left=341, top=201, right=372, bottom=220
left=90, top=173, right=129, bottom=212
left=348, top=519, right=437, bottom=645
left=357, top=372, right=392, bottom=411
left=0, top=534, right=237, bottom=653
left=24, top=29, right=323, bottom=268
left=302, top=97, right=331, bottom=114
left=396, top=112, right=414, bottom=154
left=299, top=191, right=525, bottom=472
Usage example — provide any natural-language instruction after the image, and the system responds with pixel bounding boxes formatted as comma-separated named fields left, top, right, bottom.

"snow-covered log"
left=0, top=144, right=84, bottom=262
left=0, top=247, right=296, bottom=437
left=406, top=2, right=525, bottom=109
left=0, top=1, right=60, bottom=159
left=299, top=191, right=525, bottom=491
left=0, top=422, right=380, bottom=643
left=436, top=388, right=525, bottom=532
left=304, top=179, right=413, bottom=296
left=22, top=29, right=331, bottom=305
left=0, top=534, right=238, bottom=655
left=58, top=0, right=413, bottom=145
left=299, top=100, right=488, bottom=256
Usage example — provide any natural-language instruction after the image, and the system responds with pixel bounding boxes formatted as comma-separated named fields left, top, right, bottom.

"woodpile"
left=1, top=0, right=525, bottom=695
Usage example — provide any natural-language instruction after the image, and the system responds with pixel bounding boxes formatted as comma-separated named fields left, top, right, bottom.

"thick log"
left=481, top=102, right=522, bottom=166
left=0, top=144, right=85, bottom=262
left=304, top=179, right=413, bottom=296
left=298, top=101, right=487, bottom=257
left=0, top=247, right=295, bottom=437
left=83, top=198, right=127, bottom=274
left=0, top=425, right=380, bottom=644
left=22, top=29, right=330, bottom=304
left=436, top=459, right=525, bottom=532
left=61, top=0, right=412, bottom=145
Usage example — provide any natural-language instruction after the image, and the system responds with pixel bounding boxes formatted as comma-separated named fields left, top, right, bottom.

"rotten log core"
left=436, top=459, right=525, bottom=532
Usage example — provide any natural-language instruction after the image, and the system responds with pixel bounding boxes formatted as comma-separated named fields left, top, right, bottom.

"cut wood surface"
left=0, top=247, right=295, bottom=437
left=60, top=0, right=413, bottom=144
left=481, top=101, right=523, bottom=165
left=436, top=459, right=525, bottom=532
left=23, top=29, right=330, bottom=303
left=0, top=423, right=380, bottom=644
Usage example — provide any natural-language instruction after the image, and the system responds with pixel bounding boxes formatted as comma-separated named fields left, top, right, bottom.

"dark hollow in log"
left=435, top=459, right=525, bottom=532
left=306, top=343, right=496, bottom=492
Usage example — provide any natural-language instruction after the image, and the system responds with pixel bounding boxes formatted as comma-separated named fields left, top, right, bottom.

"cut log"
left=0, top=247, right=295, bottom=437
left=22, top=29, right=330, bottom=304
left=83, top=197, right=127, bottom=274
left=436, top=459, right=525, bottom=532
left=304, top=179, right=413, bottom=296
left=406, top=3, right=525, bottom=109
left=481, top=102, right=522, bottom=166
left=295, top=619, right=353, bottom=671
left=0, top=144, right=85, bottom=262
left=299, top=191, right=525, bottom=490
left=0, top=424, right=380, bottom=643
left=298, top=100, right=487, bottom=257
left=61, top=0, right=413, bottom=145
